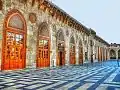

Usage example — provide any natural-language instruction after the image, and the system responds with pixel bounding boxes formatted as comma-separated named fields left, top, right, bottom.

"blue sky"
left=52, top=0, right=120, bottom=44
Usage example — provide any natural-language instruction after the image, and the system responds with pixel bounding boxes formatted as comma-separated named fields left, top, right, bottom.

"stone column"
left=65, top=37, right=70, bottom=66
left=26, top=25, right=37, bottom=69
left=50, top=33, right=56, bottom=67
left=76, top=44, right=79, bottom=65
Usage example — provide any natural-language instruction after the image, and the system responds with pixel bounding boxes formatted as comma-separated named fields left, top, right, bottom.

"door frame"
left=36, top=23, right=50, bottom=68
left=2, top=9, right=27, bottom=70
left=69, top=43, right=76, bottom=65
left=57, top=40, right=65, bottom=66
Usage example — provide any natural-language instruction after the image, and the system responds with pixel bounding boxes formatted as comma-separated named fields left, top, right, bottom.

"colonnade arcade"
left=0, top=0, right=109, bottom=71
left=1, top=9, right=86, bottom=70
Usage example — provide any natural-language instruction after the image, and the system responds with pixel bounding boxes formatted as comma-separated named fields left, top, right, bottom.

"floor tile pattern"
left=0, top=60, right=120, bottom=90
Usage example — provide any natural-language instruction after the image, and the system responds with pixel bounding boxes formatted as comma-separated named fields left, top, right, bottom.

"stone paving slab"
left=0, top=60, right=120, bottom=90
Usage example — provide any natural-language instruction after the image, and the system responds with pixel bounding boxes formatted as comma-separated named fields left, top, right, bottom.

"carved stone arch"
left=38, top=22, right=49, bottom=37
left=69, top=35, right=76, bottom=65
left=110, top=49, right=116, bottom=59
left=56, top=29, right=65, bottom=66
left=2, top=9, right=27, bottom=70
left=36, top=22, right=50, bottom=68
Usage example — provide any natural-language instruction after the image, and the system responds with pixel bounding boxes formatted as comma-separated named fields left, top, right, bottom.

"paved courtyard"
left=0, top=60, right=120, bottom=90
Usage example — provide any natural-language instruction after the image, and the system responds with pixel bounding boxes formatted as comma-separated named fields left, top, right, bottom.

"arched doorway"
left=90, top=40, right=93, bottom=63
left=2, top=9, right=27, bottom=70
left=36, top=22, right=50, bottom=68
left=110, top=49, right=116, bottom=59
left=56, top=30, right=65, bottom=66
left=79, top=40, right=83, bottom=64
left=69, top=36, right=76, bottom=65
left=118, top=49, right=120, bottom=59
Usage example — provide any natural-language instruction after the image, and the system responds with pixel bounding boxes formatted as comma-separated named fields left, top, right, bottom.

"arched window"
left=8, top=14, right=24, bottom=30
left=69, top=36, right=76, bottom=64
left=2, top=9, right=26, bottom=70
left=38, top=22, right=49, bottom=37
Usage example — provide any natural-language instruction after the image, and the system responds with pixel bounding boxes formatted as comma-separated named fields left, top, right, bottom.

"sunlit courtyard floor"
left=0, top=60, right=120, bottom=90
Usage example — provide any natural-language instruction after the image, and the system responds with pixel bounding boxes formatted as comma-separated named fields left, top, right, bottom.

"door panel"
left=58, top=51, right=65, bottom=66
left=70, top=45, right=75, bottom=65
left=57, top=43, right=65, bottom=66
left=79, top=47, right=83, bottom=64
left=3, top=31, right=25, bottom=70
left=37, top=39, right=50, bottom=68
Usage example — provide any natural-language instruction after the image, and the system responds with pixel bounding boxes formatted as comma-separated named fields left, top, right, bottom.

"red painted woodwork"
left=2, top=10, right=27, bottom=70
left=70, top=45, right=76, bottom=65
left=37, top=38, right=50, bottom=68
left=36, top=22, right=50, bottom=68
left=79, top=47, right=83, bottom=64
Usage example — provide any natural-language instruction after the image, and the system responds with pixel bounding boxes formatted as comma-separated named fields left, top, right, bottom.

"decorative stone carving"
left=6, top=0, right=11, bottom=7
left=29, top=13, right=37, bottom=23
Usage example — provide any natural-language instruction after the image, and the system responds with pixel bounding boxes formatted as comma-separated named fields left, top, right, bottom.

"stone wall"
left=0, top=0, right=110, bottom=70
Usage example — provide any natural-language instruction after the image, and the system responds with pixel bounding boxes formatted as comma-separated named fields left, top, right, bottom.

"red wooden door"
left=37, top=39, right=50, bottom=68
left=58, top=51, right=65, bottom=66
left=79, top=47, right=83, bottom=64
left=2, top=10, right=26, bottom=70
left=57, top=42, right=65, bottom=66
left=70, top=45, right=76, bottom=65
left=3, top=32, right=25, bottom=70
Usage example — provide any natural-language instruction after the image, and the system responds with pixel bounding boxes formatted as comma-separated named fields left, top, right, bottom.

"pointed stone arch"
left=69, top=36, right=76, bottom=65
left=2, top=9, right=27, bottom=70
left=56, top=29, right=65, bottom=66
left=36, top=22, right=50, bottom=68
left=38, top=22, right=49, bottom=37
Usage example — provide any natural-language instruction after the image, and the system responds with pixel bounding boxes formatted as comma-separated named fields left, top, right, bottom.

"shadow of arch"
left=118, top=49, right=120, bottom=59
left=110, top=49, right=116, bottom=59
